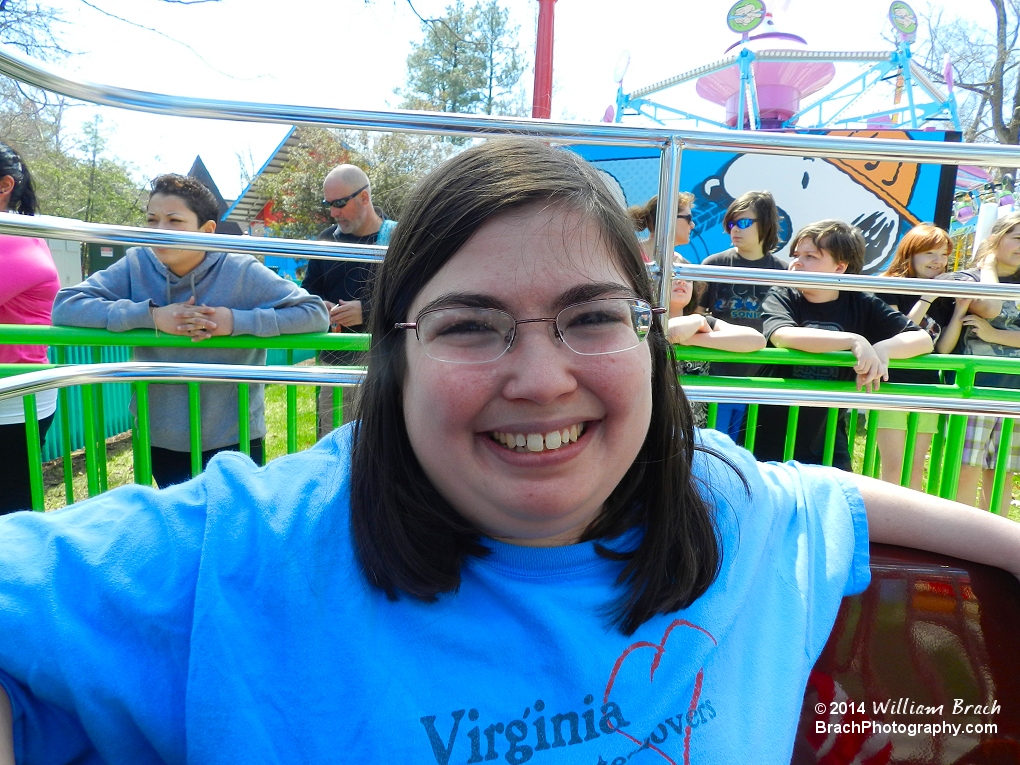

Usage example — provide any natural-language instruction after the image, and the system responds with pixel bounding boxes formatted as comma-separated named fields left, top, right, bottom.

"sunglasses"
left=727, top=218, right=756, bottom=231
left=677, top=213, right=693, bottom=224
left=322, top=184, right=368, bottom=209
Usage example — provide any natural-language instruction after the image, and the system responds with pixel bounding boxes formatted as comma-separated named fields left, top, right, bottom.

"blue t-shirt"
left=0, top=429, right=869, bottom=764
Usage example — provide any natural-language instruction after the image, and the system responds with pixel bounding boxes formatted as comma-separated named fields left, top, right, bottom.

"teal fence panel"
left=37, top=346, right=315, bottom=463
left=41, top=346, right=133, bottom=462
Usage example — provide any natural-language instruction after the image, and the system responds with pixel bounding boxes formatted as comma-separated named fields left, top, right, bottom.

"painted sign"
left=889, top=2, right=918, bottom=42
left=573, top=129, right=958, bottom=275
left=726, top=0, right=766, bottom=34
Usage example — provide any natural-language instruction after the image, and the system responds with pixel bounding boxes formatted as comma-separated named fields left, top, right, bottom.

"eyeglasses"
left=322, top=184, right=368, bottom=209
left=727, top=218, right=756, bottom=231
left=396, top=298, right=665, bottom=364
left=677, top=213, right=693, bottom=224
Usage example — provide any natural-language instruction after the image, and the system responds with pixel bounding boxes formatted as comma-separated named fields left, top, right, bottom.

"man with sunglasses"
left=302, top=164, right=398, bottom=435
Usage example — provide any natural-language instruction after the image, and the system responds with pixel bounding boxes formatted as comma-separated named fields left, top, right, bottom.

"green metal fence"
left=4, top=324, right=1020, bottom=515
left=0, top=325, right=366, bottom=511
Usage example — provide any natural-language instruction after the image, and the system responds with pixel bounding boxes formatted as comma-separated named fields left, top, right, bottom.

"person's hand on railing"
left=850, top=336, right=888, bottom=393
left=151, top=297, right=232, bottom=342
left=327, top=299, right=363, bottom=332
left=667, top=314, right=710, bottom=345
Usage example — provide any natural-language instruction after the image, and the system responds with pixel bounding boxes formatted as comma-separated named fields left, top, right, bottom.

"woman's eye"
left=566, top=307, right=628, bottom=328
left=435, top=320, right=498, bottom=336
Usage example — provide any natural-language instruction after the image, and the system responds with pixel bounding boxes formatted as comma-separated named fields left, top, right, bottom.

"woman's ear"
left=199, top=220, right=218, bottom=234
left=0, top=175, right=15, bottom=195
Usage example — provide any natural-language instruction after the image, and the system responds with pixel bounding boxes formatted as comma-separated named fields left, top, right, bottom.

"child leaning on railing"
left=753, top=220, right=933, bottom=470
left=51, top=174, right=328, bottom=489
left=934, top=211, right=1020, bottom=515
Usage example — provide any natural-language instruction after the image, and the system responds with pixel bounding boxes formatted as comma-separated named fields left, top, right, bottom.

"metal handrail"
left=0, top=213, right=385, bottom=262
left=1, top=362, right=1018, bottom=419
left=1, top=208, right=1019, bottom=299
left=0, top=363, right=364, bottom=400
left=675, top=265, right=1020, bottom=300
left=2, top=43, right=1018, bottom=165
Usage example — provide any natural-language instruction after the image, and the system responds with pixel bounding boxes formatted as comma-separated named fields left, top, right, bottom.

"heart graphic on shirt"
left=602, top=619, right=717, bottom=765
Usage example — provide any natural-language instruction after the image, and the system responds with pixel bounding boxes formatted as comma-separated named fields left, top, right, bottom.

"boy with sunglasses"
left=697, top=190, right=786, bottom=443
left=302, top=164, right=398, bottom=435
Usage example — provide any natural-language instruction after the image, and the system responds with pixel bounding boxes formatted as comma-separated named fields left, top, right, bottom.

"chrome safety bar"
left=0, top=213, right=386, bottom=262
left=675, top=265, right=1020, bottom=300
left=0, top=362, right=365, bottom=401
left=2, top=43, right=1018, bottom=164
left=1, top=362, right=1018, bottom=419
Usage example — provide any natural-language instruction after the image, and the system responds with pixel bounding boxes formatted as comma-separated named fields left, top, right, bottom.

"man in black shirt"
left=302, top=165, right=398, bottom=435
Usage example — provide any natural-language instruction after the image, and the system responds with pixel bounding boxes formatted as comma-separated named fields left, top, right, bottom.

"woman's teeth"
left=491, top=423, right=585, bottom=452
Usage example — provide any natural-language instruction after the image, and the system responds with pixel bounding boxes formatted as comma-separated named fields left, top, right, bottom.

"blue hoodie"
left=52, top=247, right=329, bottom=451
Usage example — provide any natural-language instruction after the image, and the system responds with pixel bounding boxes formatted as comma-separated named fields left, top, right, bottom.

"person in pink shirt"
left=0, top=142, right=61, bottom=514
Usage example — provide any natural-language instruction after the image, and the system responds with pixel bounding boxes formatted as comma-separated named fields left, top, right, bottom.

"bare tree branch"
left=78, top=0, right=253, bottom=80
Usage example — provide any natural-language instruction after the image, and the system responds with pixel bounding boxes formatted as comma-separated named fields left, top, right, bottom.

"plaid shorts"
left=962, top=415, right=1020, bottom=471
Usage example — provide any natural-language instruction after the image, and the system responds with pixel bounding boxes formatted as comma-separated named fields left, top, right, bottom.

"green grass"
left=42, top=383, right=320, bottom=510
left=849, top=422, right=1020, bottom=522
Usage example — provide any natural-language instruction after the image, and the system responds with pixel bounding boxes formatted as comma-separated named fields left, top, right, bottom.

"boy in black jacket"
left=754, top=220, right=933, bottom=469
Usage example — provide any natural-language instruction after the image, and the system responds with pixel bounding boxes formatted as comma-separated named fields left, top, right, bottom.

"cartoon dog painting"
left=699, top=153, right=914, bottom=272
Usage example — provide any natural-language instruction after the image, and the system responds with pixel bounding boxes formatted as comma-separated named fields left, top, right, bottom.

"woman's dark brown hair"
left=350, top=138, right=739, bottom=635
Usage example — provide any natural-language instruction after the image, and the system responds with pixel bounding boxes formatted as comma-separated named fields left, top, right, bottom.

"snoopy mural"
left=574, top=129, right=952, bottom=275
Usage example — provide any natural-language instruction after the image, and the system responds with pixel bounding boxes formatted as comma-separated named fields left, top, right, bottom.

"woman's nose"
left=500, top=322, right=578, bottom=403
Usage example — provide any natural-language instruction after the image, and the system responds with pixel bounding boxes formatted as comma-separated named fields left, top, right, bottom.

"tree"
left=4, top=112, right=146, bottom=224
left=475, top=0, right=525, bottom=116
left=253, top=128, right=455, bottom=240
left=399, top=0, right=525, bottom=117
left=917, top=0, right=1020, bottom=148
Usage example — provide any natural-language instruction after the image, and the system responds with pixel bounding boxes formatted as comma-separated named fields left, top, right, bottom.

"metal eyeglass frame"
left=395, top=298, right=667, bottom=363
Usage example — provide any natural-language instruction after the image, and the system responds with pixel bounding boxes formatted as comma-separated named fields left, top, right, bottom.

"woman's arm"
left=959, top=315, right=1020, bottom=348
left=968, top=253, right=1003, bottom=319
left=855, top=474, right=1020, bottom=580
left=905, top=297, right=935, bottom=325
left=51, top=258, right=155, bottom=332
left=935, top=298, right=971, bottom=354
left=684, top=318, right=766, bottom=353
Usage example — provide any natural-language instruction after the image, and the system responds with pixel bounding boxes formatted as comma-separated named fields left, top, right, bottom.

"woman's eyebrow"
left=557, top=282, right=637, bottom=306
left=418, top=292, right=513, bottom=313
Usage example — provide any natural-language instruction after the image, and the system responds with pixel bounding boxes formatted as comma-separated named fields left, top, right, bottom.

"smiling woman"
left=1, top=139, right=1020, bottom=765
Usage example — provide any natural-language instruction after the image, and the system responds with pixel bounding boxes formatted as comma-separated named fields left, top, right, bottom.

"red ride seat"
left=794, top=544, right=1020, bottom=764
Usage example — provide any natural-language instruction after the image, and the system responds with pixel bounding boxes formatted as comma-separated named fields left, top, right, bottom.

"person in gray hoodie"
left=52, top=174, right=329, bottom=487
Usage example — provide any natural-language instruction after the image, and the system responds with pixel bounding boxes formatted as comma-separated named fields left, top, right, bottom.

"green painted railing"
left=4, top=325, right=1020, bottom=515
left=0, top=325, right=368, bottom=510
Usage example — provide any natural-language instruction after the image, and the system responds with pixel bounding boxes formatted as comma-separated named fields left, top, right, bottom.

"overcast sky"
left=29, top=0, right=986, bottom=199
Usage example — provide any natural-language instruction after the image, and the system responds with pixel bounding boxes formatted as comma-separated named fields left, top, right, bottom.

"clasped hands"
left=850, top=336, right=889, bottom=393
left=151, top=297, right=233, bottom=342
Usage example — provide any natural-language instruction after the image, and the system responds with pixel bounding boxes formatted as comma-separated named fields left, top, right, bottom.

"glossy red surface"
left=794, top=544, right=1020, bottom=764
